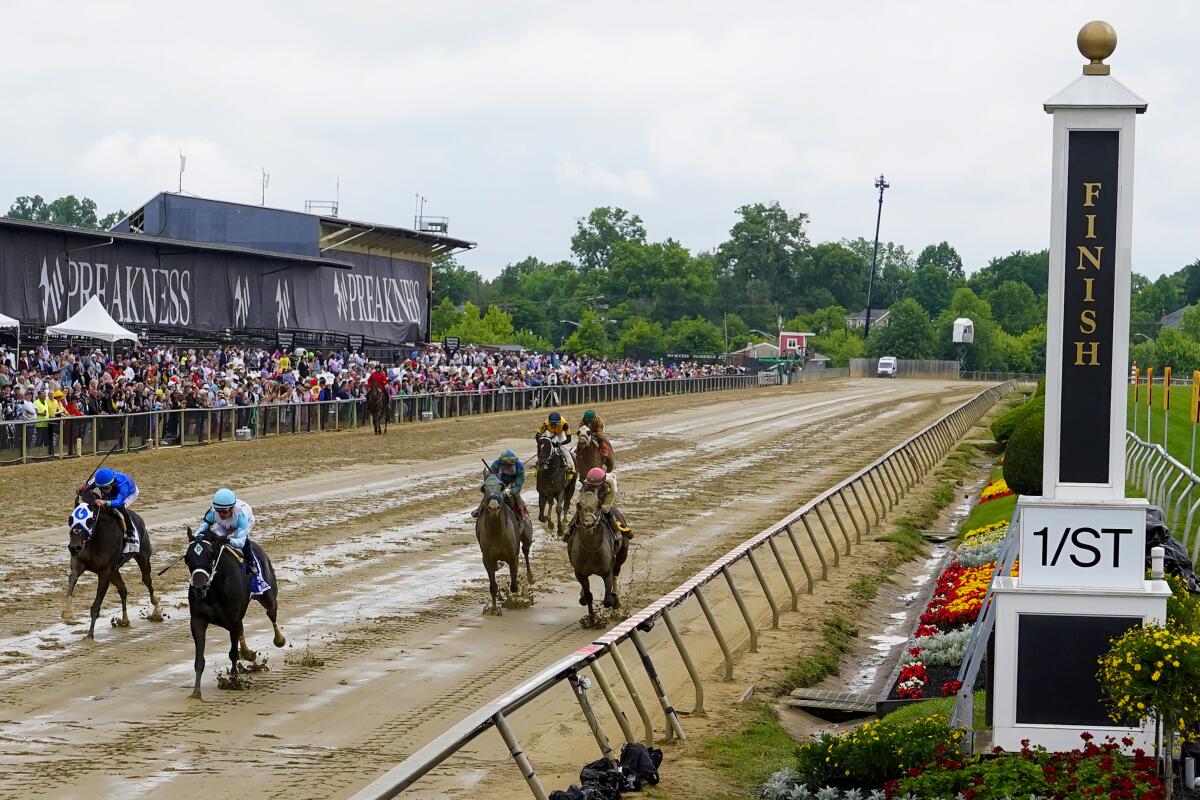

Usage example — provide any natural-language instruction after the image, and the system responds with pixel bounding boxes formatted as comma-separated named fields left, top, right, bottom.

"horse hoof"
left=61, top=609, right=74, bottom=622
left=147, top=607, right=164, bottom=623
left=190, top=690, right=203, bottom=701
left=112, top=617, right=131, bottom=629
left=273, top=633, right=286, bottom=648
left=603, top=594, right=618, bottom=609
left=578, top=595, right=590, bottom=607
left=240, top=646, right=255, bottom=661
left=150, top=594, right=160, bottom=606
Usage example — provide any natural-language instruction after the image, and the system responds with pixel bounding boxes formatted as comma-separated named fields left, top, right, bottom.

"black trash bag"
left=578, top=758, right=625, bottom=797
left=619, top=743, right=663, bottom=789
left=1144, top=506, right=1200, bottom=591
left=550, top=787, right=615, bottom=800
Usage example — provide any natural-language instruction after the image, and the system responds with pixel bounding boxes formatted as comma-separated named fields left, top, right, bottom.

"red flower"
left=941, top=679, right=963, bottom=697
left=1080, top=731, right=1094, bottom=742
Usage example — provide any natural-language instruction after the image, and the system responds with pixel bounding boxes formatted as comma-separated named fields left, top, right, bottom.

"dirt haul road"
left=0, top=378, right=979, bottom=799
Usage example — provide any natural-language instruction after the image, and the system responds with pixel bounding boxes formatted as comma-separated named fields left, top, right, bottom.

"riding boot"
left=242, top=541, right=260, bottom=576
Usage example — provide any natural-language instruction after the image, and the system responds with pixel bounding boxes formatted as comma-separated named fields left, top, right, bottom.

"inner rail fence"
left=1126, top=430, right=1200, bottom=563
left=349, top=380, right=1017, bottom=800
left=0, top=374, right=762, bottom=466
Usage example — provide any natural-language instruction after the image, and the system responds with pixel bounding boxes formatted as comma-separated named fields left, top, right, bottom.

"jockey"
left=473, top=449, right=528, bottom=520
left=197, top=488, right=266, bottom=589
left=80, top=466, right=139, bottom=538
left=584, top=467, right=631, bottom=538
left=367, top=361, right=389, bottom=392
left=536, top=411, right=575, bottom=474
left=579, top=409, right=605, bottom=437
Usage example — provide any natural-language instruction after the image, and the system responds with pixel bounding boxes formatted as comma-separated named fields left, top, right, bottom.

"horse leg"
left=135, top=554, right=162, bottom=620
left=87, top=569, right=113, bottom=640
left=537, top=494, right=546, bottom=524
left=485, top=562, right=499, bottom=614
left=575, top=571, right=592, bottom=607
left=258, top=592, right=286, bottom=647
left=602, top=569, right=618, bottom=609
left=110, top=571, right=131, bottom=627
left=229, top=624, right=242, bottom=677
left=190, top=617, right=207, bottom=699
left=522, top=531, right=534, bottom=587
left=508, top=555, right=519, bottom=595
left=63, top=557, right=80, bottom=621
left=238, top=630, right=255, bottom=661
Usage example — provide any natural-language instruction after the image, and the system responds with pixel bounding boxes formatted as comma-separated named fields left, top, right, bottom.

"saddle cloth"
left=122, top=527, right=140, bottom=555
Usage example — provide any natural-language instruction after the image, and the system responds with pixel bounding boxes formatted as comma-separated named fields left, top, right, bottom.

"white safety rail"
left=349, top=381, right=1017, bottom=800
left=1126, top=430, right=1200, bottom=561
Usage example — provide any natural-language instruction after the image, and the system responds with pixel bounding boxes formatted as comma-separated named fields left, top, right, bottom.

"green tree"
left=1154, top=327, right=1200, bottom=374
left=987, top=280, right=1043, bottom=335
left=967, top=250, right=1049, bottom=297
left=909, top=262, right=961, bottom=316
left=811, top=328, right=865, bottom=367
left=868, top=298, right=935, bottom=359
left=6, top=194, right=122, bottom=230
left=431, top=297, right=465, bottom=338
left=443, top=301, right=519, bottom=345
left=432, top=254, right=483, bottom=306
left=617, top=316, right=666, bottom=358
left=935, top=288, right=997, bottom=370
left=570, top=207, right=646, bottom=274
left=916, top=241, right=965, bottom=281
left=717, top=201, right=809, bottom=323
left=563, top=310, right=610, bottom=357
left=663, top=316, right=724, bottom=355
left=802, top=243, right=868, bottom=311
left=842, top=238, right=916, bottom=309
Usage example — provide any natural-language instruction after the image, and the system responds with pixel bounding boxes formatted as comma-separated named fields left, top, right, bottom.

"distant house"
left=1161, top=306, right=1189, bottom=329
left=778, top=331, right=814, bottom=358
left=846, top=309, right=891, bottom=330
left=730, top=341, right=781, bottom=359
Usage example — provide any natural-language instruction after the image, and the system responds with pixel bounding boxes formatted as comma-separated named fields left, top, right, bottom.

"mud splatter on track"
left=0, top=379, right=980, bottom=798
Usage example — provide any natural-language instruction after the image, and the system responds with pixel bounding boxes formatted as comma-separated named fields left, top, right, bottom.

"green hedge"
left=990, top=396, right=1043, bottom=445
left=1004, top=402, right=1044, bottom=497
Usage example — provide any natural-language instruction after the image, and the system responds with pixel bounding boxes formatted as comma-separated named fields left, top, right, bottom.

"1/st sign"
left=1018, top=501, right=1146, bottom=589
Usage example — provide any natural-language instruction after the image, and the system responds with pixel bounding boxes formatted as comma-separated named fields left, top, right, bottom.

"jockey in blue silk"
left=472, top=449, right=529, bottom=520
left=80, top=466, right=139, bottom=537
left=196, top=488, right=267, bottom=592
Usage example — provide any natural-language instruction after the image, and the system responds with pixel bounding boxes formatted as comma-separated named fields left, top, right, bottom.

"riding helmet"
left=212, top=488, right=237, bottom=509
left=95, top=467, right=116, bottom=486
left=582, top=410, right=596, bottom=422
left=586, top=467, right=607, bottom=486
left=548, top=412, right=561, bottom=424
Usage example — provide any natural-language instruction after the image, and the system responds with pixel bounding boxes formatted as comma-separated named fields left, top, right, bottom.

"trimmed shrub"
left=1003, top=402, right=1043, bottom=497
left=1035, top=376, right=1045, bottom=396
left=990, top=395, right=1043, bottom=445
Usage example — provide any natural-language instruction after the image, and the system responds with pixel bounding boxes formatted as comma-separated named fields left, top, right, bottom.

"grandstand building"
left=0, top=193, right=474, bottom=350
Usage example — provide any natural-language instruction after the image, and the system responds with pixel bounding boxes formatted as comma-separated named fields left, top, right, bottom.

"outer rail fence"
left=0, top=375, right=763, bottom=466
left=1126, top=430, right=1200, bottom=562
left=349, top=380, right=1016, bottom=800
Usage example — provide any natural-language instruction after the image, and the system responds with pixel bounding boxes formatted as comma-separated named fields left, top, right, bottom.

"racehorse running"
left=475, top=474, right=533, bottom=614
left=574, top=427, right=614, bottom=487
left=66, top=490, right=161, bottom=639
left=566, top=488, right=628, bottom=625
left=184, top=527, right=285, bottom=699
left=536, top=433, right=576, bottom=536
left=366, top=386, right=389, bottom=435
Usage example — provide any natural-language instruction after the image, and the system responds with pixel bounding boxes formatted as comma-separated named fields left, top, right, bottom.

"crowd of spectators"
left=0, top=342, right=741, bottom=424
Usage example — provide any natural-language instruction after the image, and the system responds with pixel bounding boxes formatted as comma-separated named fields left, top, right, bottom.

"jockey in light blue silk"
left=196, top=488, right=268, bottom=594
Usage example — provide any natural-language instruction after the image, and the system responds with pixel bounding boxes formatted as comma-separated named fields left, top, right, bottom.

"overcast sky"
left=2, top=2, right=1196, bottom=279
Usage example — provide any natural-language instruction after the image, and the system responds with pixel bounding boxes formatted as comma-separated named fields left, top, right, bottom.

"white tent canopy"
left=0, top=312, right=17, bottom=330
left=45, top=296, right=138, bottom=343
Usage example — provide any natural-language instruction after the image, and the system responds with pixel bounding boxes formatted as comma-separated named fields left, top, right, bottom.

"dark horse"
left=535, top=434, right=576, bottom=537
left=184, top=528, right=286, bottom=699
left=574, top=427, right=614, bottom=486
left=66, top=491, right=160, bottom=639
left=366, top=386, right=389, bottom=435
left=566, top=488, right=628, bottom=625
left=475, top=474, right=533, bottom=614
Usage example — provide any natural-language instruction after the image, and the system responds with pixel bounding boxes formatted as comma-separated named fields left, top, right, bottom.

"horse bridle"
left=189, top=537, right=229, bottom=592
left=69, top=501, right=98, bottom=544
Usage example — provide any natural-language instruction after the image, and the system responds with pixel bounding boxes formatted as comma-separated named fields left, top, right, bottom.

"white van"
left=877, top=356, right=898, bottom=378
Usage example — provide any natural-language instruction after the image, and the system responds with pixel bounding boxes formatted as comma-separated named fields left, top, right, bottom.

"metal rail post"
left=784, top=523, right=815, bottom=593
left=838, top=488, right=862, bottom=543
left=567, top=672, right=619, bottom=763
left=867, top=470, right=890, bottom=513
left=766, top=536, right=799, bottom=610
left=824, top=497, right=853, bottom=552
left=589, top=659, right=636, bottom=745
left=606, top=643, right=655, bottom=745
left=857, top=475, right=881, bottom=524
left=799, top=516, right=829, bottom=580
left=812, top=505, right=843, bottom=562
left=629, top=628, right=687, bottom=741
left=694, top=586, right=734, bottom=679
left=849, top=481, right=873, bottom=536
left=493, top=710, right=550, bottom=800
left=722, top=566, right=758, bottom=652
left=745, top=548, right=780, bottom=628
left=661, top=607, right=705, bottom=714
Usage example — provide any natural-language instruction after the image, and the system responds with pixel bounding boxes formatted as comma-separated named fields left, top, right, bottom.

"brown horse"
left=574, top=427, right=614, bottom=485
left=366, top=386, right=389, bottom=435
left=566, top=488, right=627, bottom=625
left=535, top=434, right=576, bottom=536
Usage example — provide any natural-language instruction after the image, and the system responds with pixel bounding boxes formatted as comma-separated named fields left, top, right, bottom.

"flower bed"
left=978, top=477, right=1013, bottom=504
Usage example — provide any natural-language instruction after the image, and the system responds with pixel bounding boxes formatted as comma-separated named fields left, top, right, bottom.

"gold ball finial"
left=1077, top=20, right=1117, bottom=75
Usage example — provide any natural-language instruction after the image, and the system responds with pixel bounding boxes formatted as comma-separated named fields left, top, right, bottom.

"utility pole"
left=863, top=174, right=889, bottom=338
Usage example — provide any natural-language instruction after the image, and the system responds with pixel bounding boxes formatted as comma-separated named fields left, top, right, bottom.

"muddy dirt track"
left=0, top=378, right=982, bottom=799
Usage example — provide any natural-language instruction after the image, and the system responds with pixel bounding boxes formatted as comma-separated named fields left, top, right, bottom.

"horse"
left=566, top=487, right=628, bottom=625
left=366, top=386, right=389, bottom=435
left=184, top=528, right=286, bottom=699
left=65, top=491, right=160, bottom=639
left=535, top=434, right=576, bottom=536
left=574, top=427, right=614, bottom=486
left=475, top=474, right=533, bottom=614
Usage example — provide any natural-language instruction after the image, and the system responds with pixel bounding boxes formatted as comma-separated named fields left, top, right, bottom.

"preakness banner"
left=0, top=226, right=428, bottom=343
